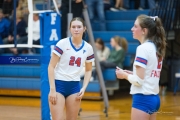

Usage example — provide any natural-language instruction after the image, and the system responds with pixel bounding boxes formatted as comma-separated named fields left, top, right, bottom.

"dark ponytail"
left=154, top=18, right=166, bottom=58
left=137, top=15, right=166, bottom=58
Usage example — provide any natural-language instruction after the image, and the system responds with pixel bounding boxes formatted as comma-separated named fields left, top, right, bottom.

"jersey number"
left=69, top=56, right=81, bottom=67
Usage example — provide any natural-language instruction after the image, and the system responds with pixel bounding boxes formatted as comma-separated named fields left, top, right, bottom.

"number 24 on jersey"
left=69, top=56, right=81, bottom=67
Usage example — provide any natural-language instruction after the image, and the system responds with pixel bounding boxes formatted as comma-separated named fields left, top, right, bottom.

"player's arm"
left=48, top=53, right=60, bottom=104
left=77, top=62, right=92, bottom=99
left=135, top=66, right=145, bottom=79
left=116, top=65, right=145, bottom=86
left=48, top=53, right=60, bottom=90
left=82, top=62, right=92, bottom=90
left=116, top=46, right=147, bottom=86
left=77, top=45, right=94, bottom=99
left=124, top=65, right=145, bottom=85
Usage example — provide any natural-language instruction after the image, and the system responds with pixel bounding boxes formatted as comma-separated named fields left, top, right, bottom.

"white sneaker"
left=90, top=77, right=94, bottom=81
left=162, top=86, right=167, bottom=96
left=110, top=7, right=119, bottom=12
left=138, top=7, right=144, bottom=10
left=119, top=7, right=127, bottom=11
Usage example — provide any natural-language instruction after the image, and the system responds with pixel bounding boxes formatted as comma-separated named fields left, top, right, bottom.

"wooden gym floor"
left=0, top=91, right=180, bottom=120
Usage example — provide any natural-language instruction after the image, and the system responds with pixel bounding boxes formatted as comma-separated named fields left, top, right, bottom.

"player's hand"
left=48, top=90, right=57, bottom=105
left=123, top=70, right=133, bottom=75
left=116, top=67, right=125, bottom=79
left=116, top=66, right=122, bottom=70
left=76, top=88, right=85, bottom=100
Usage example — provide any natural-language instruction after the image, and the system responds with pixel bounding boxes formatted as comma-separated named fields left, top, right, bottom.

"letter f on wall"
left=51, top=13, right=57, bottom=25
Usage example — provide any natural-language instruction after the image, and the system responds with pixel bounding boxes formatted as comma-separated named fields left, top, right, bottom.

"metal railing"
left=149, top=0, right=180, bottom=36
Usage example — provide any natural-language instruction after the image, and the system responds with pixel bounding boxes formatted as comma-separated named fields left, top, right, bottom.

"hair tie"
left=149, top=16, right=158, bottom=21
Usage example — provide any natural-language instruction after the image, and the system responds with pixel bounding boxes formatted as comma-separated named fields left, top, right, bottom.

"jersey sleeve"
left=134, top=46, right=148, bottom=68
left=86, top=45, right=95, bottom=63
left=53, top=40, right=64, bottom=57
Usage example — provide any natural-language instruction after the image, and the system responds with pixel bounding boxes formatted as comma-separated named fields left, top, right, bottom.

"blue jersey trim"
left=69, top=37, right=84, bottom=52
left=135, top=57, right=147, bottom=65
left=87, top=54, right=94, bottom=60
left=54, top=46, right=63, bottom=55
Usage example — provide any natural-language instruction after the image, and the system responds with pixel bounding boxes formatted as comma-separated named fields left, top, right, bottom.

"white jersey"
left=53, top=37, right=94, bottom=81
left=130, top=41, right=162, bottom=95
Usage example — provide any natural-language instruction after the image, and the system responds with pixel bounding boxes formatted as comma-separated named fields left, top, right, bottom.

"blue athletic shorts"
left=55, top=80, right=80, bottom=98
left=132, top=94, right=160, bottom=115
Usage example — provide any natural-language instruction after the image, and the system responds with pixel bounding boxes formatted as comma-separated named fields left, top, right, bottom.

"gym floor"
left=0, top=91, right=180, bottom=120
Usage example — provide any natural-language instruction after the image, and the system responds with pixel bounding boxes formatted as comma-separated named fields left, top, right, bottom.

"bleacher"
left=92, top=10, right=149, bottom=96
left=0, top=3, right=150, bottom=99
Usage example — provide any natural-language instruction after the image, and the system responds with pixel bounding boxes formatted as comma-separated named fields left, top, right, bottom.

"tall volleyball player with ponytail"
left=116, top=15, right=166, bottom=120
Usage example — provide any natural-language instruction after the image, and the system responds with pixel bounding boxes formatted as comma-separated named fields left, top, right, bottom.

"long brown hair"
left=113, top=36, right=128, bottom=52
left=137, top=15, right=166, bottom=58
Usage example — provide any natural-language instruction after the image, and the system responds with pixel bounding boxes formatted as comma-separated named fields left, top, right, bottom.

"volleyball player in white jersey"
left=48, top=17, right=94, bottom=120
left=116, top=15, right=166, bottom=120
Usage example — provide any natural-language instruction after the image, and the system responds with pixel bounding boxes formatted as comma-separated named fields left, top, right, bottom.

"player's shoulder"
left=59, top=37, right=69, bottom=43
left=56, top=37, right=69, bottom=45
left=83, top=40, right=93, bottom=49
left=137, top=41, right=155, bottom=51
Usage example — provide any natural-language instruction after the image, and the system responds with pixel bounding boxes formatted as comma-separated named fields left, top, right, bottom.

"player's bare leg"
left=65, top=93, right=81, bottom=120
left=49, top=93, right=65, bottom=120
left=149, top=113, right=157, bottom=120
left=131, top=108, right=150, bottom=120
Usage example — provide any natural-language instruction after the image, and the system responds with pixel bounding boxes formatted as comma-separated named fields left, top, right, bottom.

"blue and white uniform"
left=131, top=41, right=162, bottom=114
left=52, top=37, right=94, bottom=97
